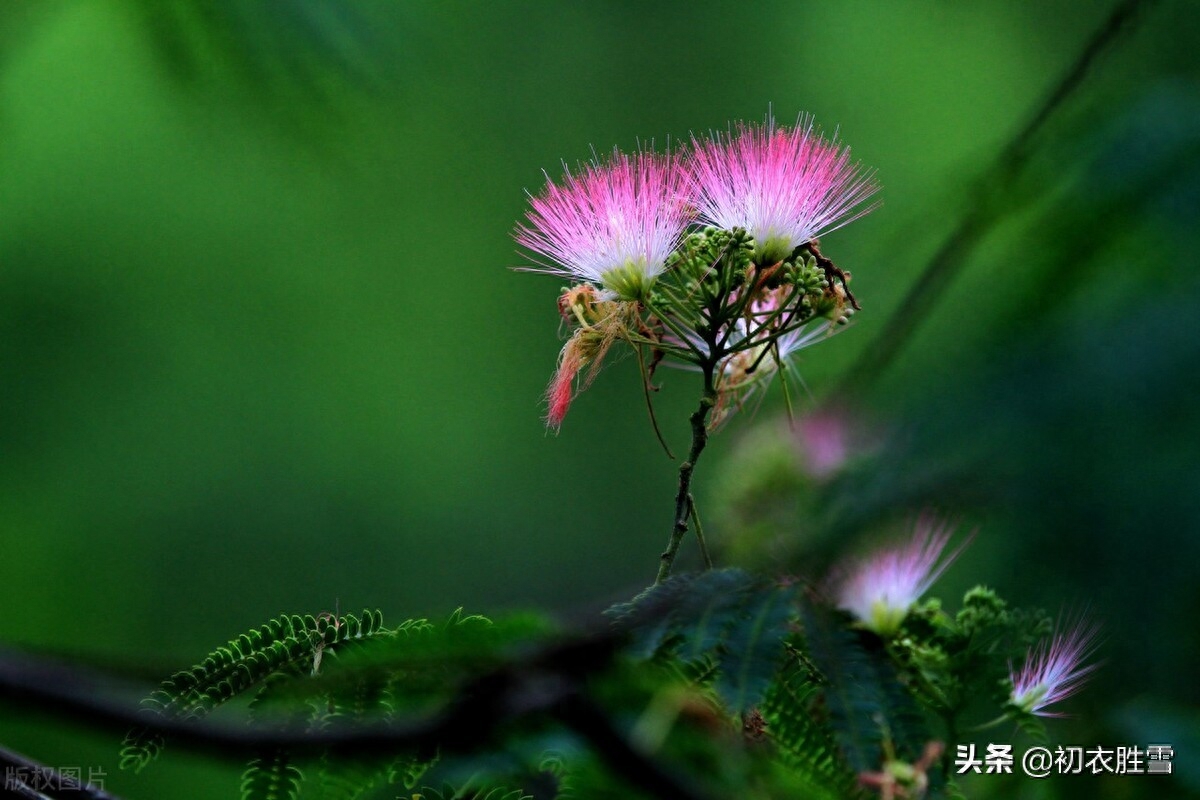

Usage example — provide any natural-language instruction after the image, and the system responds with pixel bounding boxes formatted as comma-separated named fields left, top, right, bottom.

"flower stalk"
left=657, top=368, right=717, bottom=584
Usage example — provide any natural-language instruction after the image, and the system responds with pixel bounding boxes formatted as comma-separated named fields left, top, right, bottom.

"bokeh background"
left=1, top=1, right=1197, bottom=798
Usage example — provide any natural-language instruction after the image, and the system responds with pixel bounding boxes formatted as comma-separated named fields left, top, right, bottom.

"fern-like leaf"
left=241, top=748, right=304, bottom=800
left=122, top=608, right=387, bottom=771
left=606, top=569, right=797, bottom=712
left=607, top=569, right=751, bottom=658
left=391, top=751, right=439, bottom=792
left=1011, top=709, right=1049, bottom=743
left=715, top=581, right=796, bottom=712
left=119, top=726, right=165, bottom=773
left=801, top=603, right=930, bottom=774
left=315, top=754, right=389, bottom=800
left=760, top=650, right=859, bottom=799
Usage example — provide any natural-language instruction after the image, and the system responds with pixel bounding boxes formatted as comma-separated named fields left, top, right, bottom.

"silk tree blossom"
left=834, top=517, right=965, bottom=636
left=687, top=115, right=880, bottom=265
left=1009, top=617, right=1101, bottom=717
left=516, top=150, right=691, bottom=301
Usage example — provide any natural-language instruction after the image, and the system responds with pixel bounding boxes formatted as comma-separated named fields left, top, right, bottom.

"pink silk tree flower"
left=515, top=150, right=691, bottom=301
left=686, top=115, right=879, bottom=265
left=795, top=408, right=855, bottom=480
left=1010, top=617, right=1101, bottom=717
left=834, top=517, right=965, bottom=636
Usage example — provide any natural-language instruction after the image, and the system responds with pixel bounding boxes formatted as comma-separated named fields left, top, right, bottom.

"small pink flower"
left=834, top=517, right=965, bottom=635
left=686, top=114, right=879, bottom=264
left=795, top=409, right=854, bottom=480
left=516, top=150, right=691, bottom=300
left=1010, top=617, right=1101, bottom=717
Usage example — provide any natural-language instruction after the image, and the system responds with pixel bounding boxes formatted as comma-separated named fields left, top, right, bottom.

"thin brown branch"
left=656, top=373, right=717, bottom=584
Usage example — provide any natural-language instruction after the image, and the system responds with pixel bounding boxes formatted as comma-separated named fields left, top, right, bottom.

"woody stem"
left=655, top=366, right=717, bottom=584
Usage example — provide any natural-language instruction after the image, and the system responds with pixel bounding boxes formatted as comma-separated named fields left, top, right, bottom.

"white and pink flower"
left=516, top=151, right=691, bottom=301
left=1010, top=617, right=1101, bottom=717
left=686, top=115, right=879, bottom=264
left=834, top=517, right=965, bottom=635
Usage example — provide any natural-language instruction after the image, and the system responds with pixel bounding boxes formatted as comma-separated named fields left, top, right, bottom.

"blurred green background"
left=1, top=1, right=1197, bottom=798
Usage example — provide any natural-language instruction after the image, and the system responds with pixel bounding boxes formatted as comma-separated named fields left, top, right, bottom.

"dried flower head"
left=516, top=150, right=691, bottom=301
left=687, top=115, right=879, bottom=264
left=835, top=517, right=964, bottom=636
left=542, top=285, right=638, bottom=430
left=1010, top=617, right=1101, bottom=717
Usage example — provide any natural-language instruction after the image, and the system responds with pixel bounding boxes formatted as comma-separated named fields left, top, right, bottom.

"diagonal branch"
left=838, top=0, right=1160, bottom=395
left=0, top=634, right=714, bottom=800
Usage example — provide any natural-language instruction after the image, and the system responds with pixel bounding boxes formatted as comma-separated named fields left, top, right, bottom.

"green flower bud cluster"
left=787, top=253, right=827, bottom=295
left=663, top=227, right=754, bottom=297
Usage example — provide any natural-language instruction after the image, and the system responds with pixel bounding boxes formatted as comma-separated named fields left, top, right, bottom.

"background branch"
left=0, top=630, right=713, bottom=800
left=838, top=0, right=1160, bottom=395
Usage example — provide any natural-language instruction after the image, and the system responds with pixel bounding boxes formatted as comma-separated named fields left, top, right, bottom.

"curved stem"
left=655, top=367, right=718, bottom=584
left=741, top=284, right=803, bottom=343
left=634, top=343, right=675, bottom=460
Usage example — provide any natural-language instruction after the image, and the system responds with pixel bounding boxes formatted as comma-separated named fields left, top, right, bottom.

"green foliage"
left=313, top=753, right=390, bottom=800
left=716, top=581, right=796, bottom=713
left=606, top=568, right=796, bottom=712
left=760, top=647, right=860, bottom=799
left=121, top=608, right=388, bottom=773
left=240, top=679, right=320, bottom=800
left=122, top=608, right=566, bottom=798
left=241, top=748, right=303, bottom=800
left=237, top=608, right=543, bottom=800
left=893, top=587, right=1050, bottom=736
left=800, top=603, right=930, bottom=775
left=119, top=586, right=1066, bottom=799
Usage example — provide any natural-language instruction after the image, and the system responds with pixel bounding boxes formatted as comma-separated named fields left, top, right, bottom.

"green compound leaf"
left=760, top=648, right=858, bottom=799
left=715, top=581, right=796, bottom=712
left=120, top=607, right=552, bottom=800
left=606, top=568, right=797, bottom=712
left=801, top=602, right=930, bottom=774
left=315, top=753, right=392, bottom=800
left=121, top=608, right=388, bottom=772
left=241, top=748, right=303, bottom=800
